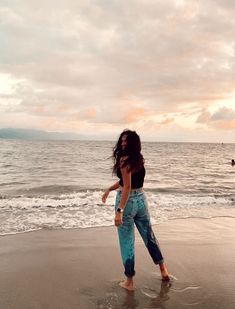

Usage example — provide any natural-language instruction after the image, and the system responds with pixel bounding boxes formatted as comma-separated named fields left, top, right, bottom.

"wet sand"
left=0, top=217, right=235, bottom=309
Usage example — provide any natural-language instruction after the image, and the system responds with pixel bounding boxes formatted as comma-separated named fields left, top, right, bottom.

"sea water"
left=0, top=139, right=235, bottom=235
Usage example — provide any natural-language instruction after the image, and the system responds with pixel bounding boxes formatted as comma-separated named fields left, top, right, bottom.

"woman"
left=102, top=129, right=169, bottom=291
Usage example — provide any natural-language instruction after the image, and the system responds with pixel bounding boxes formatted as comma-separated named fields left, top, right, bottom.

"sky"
left=0, top=0, right=235, bottom=142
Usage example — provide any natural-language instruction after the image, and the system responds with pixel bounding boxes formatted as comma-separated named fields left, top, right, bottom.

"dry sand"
left=0, top=217, right=235, bottom=309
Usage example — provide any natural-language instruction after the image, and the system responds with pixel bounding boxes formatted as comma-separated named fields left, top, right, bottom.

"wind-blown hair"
left=112, top=129, right=144, bottom=174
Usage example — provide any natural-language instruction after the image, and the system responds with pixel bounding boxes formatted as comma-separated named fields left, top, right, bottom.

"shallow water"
left=1, top=139, right=235, bottom=235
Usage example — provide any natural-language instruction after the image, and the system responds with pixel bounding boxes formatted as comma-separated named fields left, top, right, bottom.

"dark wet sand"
left=0, top=217, right=235, bottom=309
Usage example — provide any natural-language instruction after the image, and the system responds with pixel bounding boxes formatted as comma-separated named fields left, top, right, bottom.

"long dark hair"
left=112, top=129, right=144, bottom=174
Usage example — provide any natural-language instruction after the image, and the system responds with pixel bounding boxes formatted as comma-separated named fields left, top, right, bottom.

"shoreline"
left=0, top=217, right=235, bottom=308
left=1, top=214, right=235, bottom=237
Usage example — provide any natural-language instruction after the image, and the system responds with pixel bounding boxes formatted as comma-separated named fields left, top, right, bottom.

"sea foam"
left=0, top=190, right=234, bottom=235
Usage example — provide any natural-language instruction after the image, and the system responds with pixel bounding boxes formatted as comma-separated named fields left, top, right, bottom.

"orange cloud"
left=123, top=108, right=146, bottom=123
left=63, top=107, right=97, bottom=121
left=84, top=107, right=97, bottom=119
left=212, top=120, right=235, bottom=130
left=34, top=105, right=45, bottom=113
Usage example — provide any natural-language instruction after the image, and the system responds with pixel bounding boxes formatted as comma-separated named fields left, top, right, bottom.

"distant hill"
left=0, top=128, right=87, bottom=140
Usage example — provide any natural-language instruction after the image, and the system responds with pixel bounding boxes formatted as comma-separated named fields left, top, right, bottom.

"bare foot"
left=119, top=279, right=135, bottom=291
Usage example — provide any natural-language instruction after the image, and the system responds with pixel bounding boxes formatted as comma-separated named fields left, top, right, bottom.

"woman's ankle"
left=159, top=262, right=166, bottom=271
left=126, top=277, right=134, bottom=284
left=119, top=278, right=135, bottom=291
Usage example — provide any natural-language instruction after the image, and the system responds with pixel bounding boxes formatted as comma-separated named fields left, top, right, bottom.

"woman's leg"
left=159, top=262, right=170, bottom=280
left=115, top=193, right=136, bottom=290
left=117, top=221, right=135, bottom=290
left=135, top=215, right=164, bottom=264
left=117, top=218, right=135, bottom=279
left=134, top=194, right=169, bottom=280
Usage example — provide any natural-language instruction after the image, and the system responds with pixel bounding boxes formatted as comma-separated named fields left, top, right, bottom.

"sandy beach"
left=0, top=217, right=235, bottom=309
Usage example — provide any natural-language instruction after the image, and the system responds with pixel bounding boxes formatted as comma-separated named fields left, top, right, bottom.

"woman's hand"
left=114, top=212, right=123, bottom=227
left=102, top=189, right=110, bottom=203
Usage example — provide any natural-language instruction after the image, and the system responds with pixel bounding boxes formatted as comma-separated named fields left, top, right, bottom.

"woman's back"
left=117, top=165, right=145, bottom=189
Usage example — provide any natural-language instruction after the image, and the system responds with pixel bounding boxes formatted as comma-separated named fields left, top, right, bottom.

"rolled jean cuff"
left=124, top=270, right=136, bottom=278
left=154, top=259, right=164, bottom=265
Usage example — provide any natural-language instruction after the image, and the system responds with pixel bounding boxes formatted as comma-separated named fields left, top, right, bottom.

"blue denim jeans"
left=115, top=189, right=164, bottom=278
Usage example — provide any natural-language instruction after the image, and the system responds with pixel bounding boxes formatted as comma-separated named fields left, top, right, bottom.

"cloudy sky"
left=0, top=0, right=235, bottom=142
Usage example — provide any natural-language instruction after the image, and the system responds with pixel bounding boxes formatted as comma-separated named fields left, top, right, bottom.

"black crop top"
left=117, top=165, right=145, bottom=189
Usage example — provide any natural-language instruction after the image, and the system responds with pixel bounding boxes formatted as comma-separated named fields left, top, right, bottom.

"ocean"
left=1, top=139, right=235, bottom=235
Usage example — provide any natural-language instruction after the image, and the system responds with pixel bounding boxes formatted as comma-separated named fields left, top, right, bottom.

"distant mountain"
left=0, top=128, right=87, bottom=140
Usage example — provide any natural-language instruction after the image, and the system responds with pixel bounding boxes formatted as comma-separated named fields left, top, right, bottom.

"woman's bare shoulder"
left=119, top=156, right=130, bottom=170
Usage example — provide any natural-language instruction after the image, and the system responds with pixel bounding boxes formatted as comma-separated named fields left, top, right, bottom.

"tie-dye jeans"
left=115, top=189, right=164, bottom=278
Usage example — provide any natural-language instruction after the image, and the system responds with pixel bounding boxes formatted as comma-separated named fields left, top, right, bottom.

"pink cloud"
left=197, top=107, right=235, bottom=130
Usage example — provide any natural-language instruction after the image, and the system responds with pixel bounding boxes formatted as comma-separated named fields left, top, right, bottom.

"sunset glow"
left=0, top=0, right=235, bottom=142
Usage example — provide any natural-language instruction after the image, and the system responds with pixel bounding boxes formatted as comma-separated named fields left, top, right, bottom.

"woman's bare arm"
left=114, top=164, right=131, bottom=227
left=118, top=165, right=131, bottom=210
left=102, top=181, right=120, bottom=203
left=108, top=181, right=120, bottom=192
